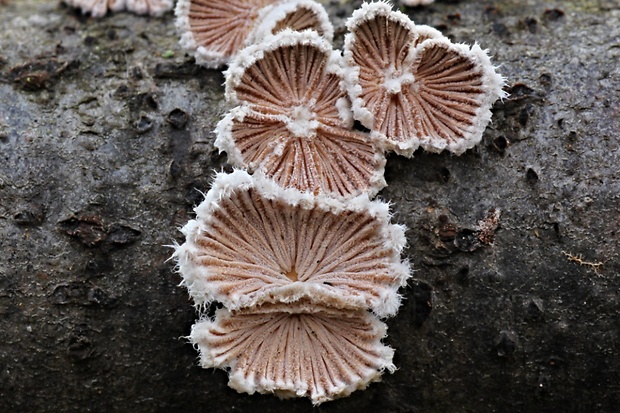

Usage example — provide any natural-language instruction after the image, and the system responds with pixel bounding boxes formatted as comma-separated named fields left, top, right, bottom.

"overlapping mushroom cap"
left=175, top=0, right=333, bottom=68
left=191, top=301, right=395, bottom=405
left=343, top=2, right=507, bottom=156
left=247, top=0, right=334, bottom=46
left=64, top=0, right=172, bottom=17
left=174, top=170, right=410, bottom=318
left=216, top=29, right=386, bottom=198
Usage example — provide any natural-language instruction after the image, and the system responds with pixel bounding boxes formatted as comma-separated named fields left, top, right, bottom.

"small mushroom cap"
left=174, top=170, right=410, bottom=317
left=402, top=39, right=507, bottom=155
left=175, top=0, right=333, bottom=68
left=343, top=2, right=507, bottom=156
left=190, top=301, right=395, bottom=404
left=246, top=0, right=334, bottom=46
left=224, top=29, right=345, bottom=107
left=217, top=29, right=386, bottom=198
left=175, top=0, right=277, bottom=68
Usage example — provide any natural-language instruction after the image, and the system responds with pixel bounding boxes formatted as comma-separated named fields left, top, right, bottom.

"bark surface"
left=1, top=1, right=619, bottom=412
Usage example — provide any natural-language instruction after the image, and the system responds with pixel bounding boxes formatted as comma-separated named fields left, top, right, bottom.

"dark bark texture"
left=1, top=0, right=619, bottom=412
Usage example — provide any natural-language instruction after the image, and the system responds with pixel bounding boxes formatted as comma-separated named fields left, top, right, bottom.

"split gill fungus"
left=173, top=0, right=507, bottom=405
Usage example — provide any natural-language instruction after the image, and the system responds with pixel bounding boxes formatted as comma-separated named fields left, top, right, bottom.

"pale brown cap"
left=175, top=0, right=275, bottom=67
left=190, top=301, right=395, bottom=404
left=175, top=0, right=333, bottom=68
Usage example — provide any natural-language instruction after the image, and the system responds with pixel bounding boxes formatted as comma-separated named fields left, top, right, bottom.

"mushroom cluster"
left=174, top=170, right=409, bottom=403
left=174, top=0, right=506, bottom=405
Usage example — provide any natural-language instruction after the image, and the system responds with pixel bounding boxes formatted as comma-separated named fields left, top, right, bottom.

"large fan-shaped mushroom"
left=343, top=2, right=506, bottom=156
left=174, top=170, right=410, bottom=318
left=191, top=301, right=395, bottom=404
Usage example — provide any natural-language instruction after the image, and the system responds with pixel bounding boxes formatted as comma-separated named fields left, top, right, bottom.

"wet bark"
left=1, top=1, right=619, bottom=412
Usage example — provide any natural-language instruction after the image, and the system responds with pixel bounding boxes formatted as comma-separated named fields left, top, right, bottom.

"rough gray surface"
left=1, top=0, right=619, bottom=412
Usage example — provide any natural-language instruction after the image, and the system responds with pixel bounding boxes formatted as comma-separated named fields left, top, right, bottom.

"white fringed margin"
left=410, top=39, right=508, bottom=155
left=190, top=304, right=396, bottom=404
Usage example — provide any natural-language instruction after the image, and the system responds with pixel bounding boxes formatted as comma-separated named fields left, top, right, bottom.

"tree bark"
left=1, top=1, right=619, bottom=412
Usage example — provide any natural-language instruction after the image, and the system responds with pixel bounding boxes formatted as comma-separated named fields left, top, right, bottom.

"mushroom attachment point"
left=216, top=30, right=386, bottom=198
left=174, top=170, right=410, bottom=318
left=190, top=301, right=396, bottom=404
left=343, top=2, right=507, bottom=156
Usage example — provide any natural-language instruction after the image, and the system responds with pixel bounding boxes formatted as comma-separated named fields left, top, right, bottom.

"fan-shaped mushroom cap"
left=174, top=170, right=410, bottom=318
left=175, top=0, right=276, bottom=68
left=216, top=29, right=386, bottom=198
left=190, top=300, right=395, bottom=404
left=175, top=0, right=333, bottom=68
left=343, top=2, right=506, bottom=156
